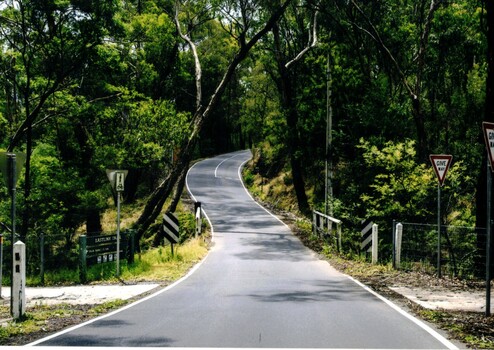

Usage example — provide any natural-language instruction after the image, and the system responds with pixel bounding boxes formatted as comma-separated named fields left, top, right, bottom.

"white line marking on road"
left=26, top=253, right=209, bottom=346
left=236, top=150, right=459, bottom=350
left=237, top=152, right=289, bottom=229
left=28, top=161, right=215, bottom=346
left=345, top=275, right=458, bottom=349
left=214, top=153, right=241, bottom=178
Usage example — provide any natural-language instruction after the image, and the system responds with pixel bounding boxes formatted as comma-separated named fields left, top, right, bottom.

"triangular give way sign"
left=483, top=122, right=494, bottom=171
left=430, top=154, right=453, bottom=186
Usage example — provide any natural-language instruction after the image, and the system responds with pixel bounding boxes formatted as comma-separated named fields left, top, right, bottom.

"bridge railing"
left=312, top=210, right=342, bottom=252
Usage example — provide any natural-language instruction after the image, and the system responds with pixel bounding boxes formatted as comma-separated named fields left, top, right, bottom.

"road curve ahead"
left=31, top=150, right=458, bottom=348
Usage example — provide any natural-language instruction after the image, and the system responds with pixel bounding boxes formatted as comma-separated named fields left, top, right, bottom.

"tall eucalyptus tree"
left=133, top=0, right=294, bottom=242
left=0, top=0, right=118, bottom=239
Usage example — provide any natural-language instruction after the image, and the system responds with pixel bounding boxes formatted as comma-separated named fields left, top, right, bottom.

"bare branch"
left=285, top=7, right=319, bottom=69
left=349, top=0, right=416, bottom=100
left=175, top=0, right=203, bottom=111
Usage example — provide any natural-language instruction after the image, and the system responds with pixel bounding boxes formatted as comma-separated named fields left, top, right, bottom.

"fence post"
left=40, top=232, right=45, bottom=286
left=372, top=224, right=378, bottom=264
left=128, top=229, right=135, bottom=264
left=0, top=234, right=3, bottom=298
left=337, top=222, right=342, bottom=253
left=79, top=235, right=87, bottom=284
left=312, top=211, right=317, bottom=236
left=392, top=220, right=396, bottom=268
left=395, top=223, right=403, bottom=269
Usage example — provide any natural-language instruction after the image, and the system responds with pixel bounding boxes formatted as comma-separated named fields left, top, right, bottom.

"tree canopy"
left=0, top=0, right=491, bottom=264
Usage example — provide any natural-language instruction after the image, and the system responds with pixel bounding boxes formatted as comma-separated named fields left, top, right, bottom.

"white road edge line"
left=27, top=150, right=459, bottom=349
left=26, top=254, right=209, bottom=346
left=26, top=162, right=216, bottom=347
left=214, top=153, right=239, bottom=178
left=237, top=151, right=289, bottom=229
left=237, top=150, right=458, bottom=350
left=347, top=275, right=459, bottom=350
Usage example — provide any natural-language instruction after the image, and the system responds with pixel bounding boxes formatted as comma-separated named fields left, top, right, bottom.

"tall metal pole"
left=0, top=234, right=3, bottom=298
left=437, top=184, right=441, bottom=278
left=486, top=159, right=492, bottom=317
left=8, top=154, right=16, bottom=314
left=116, top=191, right=121, bottom=277
left=325, top=53, right=333, bottom=216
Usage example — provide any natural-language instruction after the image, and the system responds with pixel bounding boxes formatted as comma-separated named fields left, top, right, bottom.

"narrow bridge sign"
left=483, top=122, right=494, bottom=171
left=429, top=154, right=452, bottom=186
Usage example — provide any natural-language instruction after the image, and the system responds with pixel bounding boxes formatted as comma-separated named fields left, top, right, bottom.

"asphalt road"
left=31, top=150, right=458, bottom=348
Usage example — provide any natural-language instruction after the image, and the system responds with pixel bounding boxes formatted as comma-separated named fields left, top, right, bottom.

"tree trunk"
left=273, top=24, right=310, bottom=215
left=169, top=168, right=187, bottom=213
left=132, top=1, right=294, bottom=245
left=284, top=79, right=310, bottom=215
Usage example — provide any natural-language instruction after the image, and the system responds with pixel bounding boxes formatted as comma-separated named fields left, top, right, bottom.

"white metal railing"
left=312, top=210, right=342, bottom=252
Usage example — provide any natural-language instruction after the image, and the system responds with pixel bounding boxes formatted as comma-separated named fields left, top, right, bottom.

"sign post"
left=482, top=121, right=494, bottom=316
left=429, top=154, right=453, bottom=279
left=106, top=169, right=128, bottom=277
left=0, top=152, right=25, bottom=316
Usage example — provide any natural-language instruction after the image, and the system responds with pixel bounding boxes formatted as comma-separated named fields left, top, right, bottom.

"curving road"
left=31, top=150, right=458, bottom=348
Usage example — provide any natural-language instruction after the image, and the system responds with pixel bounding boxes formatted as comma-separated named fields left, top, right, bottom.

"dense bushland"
left=0, top=1, right=492, bottom=276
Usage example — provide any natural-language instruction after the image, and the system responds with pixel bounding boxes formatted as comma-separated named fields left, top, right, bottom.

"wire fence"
left=397, top=222, right=486, bottom=279
left=1, top=230, right=138, bottom=285
left=1, top=231, right=80, bottom=282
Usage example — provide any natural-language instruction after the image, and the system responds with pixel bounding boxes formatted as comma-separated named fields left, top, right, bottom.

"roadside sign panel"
left=163, top=212, right=179, bottom=244
left=483, top=122, right=494, bottom=171
left=361, top=219, right=374, bottom=253
left=85, top=233, right=129, bottom=267
left=0, top=152, right=26, bottom=194
left=429, top=154, right=453, bottom=186
left=106, top=169, right=128, bottom=192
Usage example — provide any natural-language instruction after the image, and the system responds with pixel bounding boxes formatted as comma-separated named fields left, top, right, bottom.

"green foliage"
left=355, top=138, right=475, bottom=227
left=358, top=138, right=436, bottom=223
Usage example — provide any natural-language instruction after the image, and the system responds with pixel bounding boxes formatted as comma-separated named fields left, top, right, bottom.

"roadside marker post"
left=163, top=212, right=180, bottom=256
left=361, top=219, right=378, bottom=264
left=194, top=202, right=202, bottom=238
left=12, top=241, right=26, bottom=319
left=482, top=121, right=494, bottom=316
left=429, top=154, right=453, bottom=279
left=394, top=223, right=403, bottom=270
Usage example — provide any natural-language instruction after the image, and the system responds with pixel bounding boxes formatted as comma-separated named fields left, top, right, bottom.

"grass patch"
left=0, top=235, right=210, bottom=345
left=0, top=301, right=131, bottom=345
left=121, top=236, right=209, bottom=282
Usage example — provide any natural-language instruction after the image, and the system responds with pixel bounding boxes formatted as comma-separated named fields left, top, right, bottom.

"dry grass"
left=120, top=236, right=210, bottom=283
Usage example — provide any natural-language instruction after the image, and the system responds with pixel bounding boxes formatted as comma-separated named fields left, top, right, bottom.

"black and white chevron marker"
left=163, top=212, right=179, bottom=244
